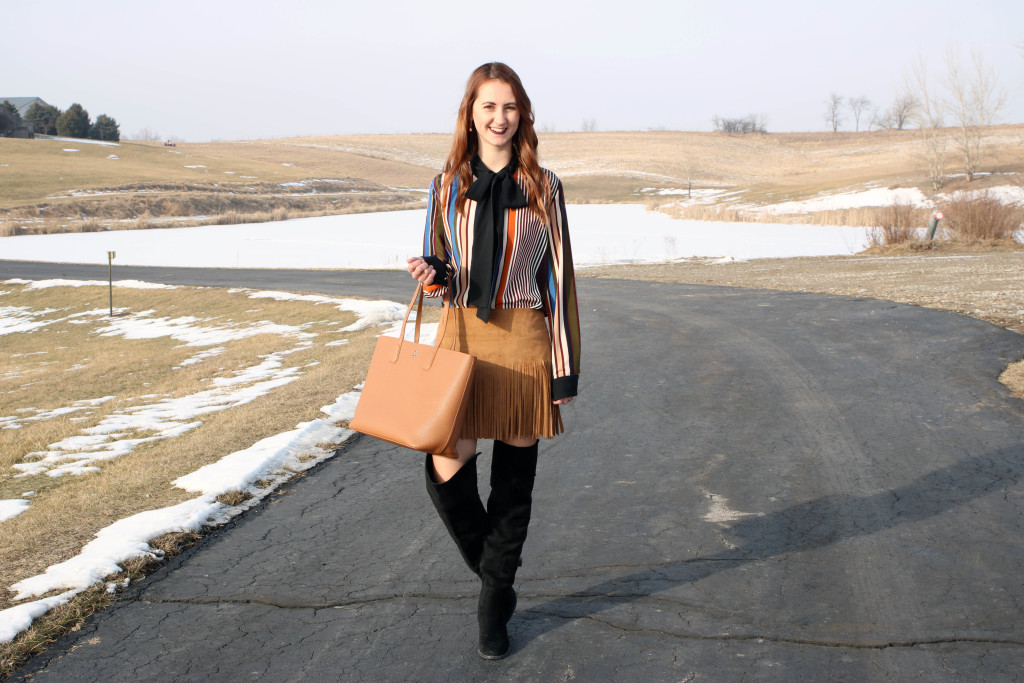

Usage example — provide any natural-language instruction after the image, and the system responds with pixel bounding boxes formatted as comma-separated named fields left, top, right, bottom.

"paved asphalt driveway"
left=4, top=261, right=1024, bottom=681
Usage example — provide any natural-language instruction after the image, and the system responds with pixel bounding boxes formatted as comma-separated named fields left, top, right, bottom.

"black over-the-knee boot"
left=424, top=453, right=488, bottom=577
left=477, top=440, right=539, bottom=660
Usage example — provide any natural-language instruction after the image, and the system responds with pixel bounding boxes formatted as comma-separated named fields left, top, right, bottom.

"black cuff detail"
left=551, top=374, right=578, bottom=401
left=422, top=255, right=449, bottom=288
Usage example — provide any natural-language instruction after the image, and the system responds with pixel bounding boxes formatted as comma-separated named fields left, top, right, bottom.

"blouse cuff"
left=551, top=374, right=579, bottom=401
left=421, top=255, right=449, bottom=288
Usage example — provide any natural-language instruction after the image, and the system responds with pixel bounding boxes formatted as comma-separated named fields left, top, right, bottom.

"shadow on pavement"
left=516, top=445, right=1024, bottom=648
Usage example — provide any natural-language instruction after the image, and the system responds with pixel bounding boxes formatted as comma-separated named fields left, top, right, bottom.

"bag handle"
left=391, top=283, right=458, bottom=366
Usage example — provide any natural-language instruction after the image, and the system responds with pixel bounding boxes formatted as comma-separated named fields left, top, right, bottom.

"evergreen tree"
left=24, top=102, right=60, bottom=135
left=0, top=102, right=19, bottom=136
left=1, top=100, right=21, bottom=121
left=89, top=114, right=120, bottom=141
left=56, top=103, right=90, bottom=138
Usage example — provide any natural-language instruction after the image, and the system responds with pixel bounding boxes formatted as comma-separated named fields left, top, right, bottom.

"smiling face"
left=472, top=79, right=520, bottom=158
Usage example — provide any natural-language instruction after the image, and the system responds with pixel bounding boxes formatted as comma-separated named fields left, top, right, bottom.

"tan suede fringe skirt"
left=438, top=307, right=563, bottom=441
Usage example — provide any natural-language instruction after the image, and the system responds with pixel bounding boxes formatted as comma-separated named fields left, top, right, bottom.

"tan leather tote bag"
left=350, top=283, right=475, bottom=457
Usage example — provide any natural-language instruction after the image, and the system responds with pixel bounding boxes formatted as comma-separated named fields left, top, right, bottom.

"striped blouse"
left=422, top=168, right=581, bottom=399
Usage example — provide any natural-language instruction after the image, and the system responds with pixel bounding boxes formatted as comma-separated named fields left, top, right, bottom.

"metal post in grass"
left=927, top=210, right=944, bottom=241
left=107, top=251, right=116, bottom=316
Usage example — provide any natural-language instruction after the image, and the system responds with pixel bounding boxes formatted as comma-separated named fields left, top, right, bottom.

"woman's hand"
left=406, top=257, right=436, bottom=286
left=553, top=397, right=574, bottom=406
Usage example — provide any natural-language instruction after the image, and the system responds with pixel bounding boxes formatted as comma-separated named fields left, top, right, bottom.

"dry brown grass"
left=5, top=125, right=1024, bottom=234
left=1000, top=361, right=1024, bottom=399
left=0, top=283, right=423, bottom=627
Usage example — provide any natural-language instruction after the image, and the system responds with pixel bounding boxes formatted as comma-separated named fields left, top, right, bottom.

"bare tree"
left=824, top=93, right=844, bottom=132
left=848, top=96, right=871, bottom=132
left=944, top=47, right=1006, bottom=182
left=581, top=118, right=597, bottom=132
left=712, top=114, right=767, bottom=134
left=905, top=55, right=947, bottom=190
left=889, top=94, right=917, bottom=129
left=872, top=95, right=918, bottom=130
left=131, top=127, right=161, bottom=141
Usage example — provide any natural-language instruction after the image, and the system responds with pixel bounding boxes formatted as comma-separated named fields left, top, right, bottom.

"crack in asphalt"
left=140, top=593, right=1024, bottom=652
left=523, top=610, right=1024, bottom=652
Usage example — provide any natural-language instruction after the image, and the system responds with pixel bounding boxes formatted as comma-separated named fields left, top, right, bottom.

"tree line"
left=811, top=46, right=1011, bottom=188
left=821, top=48, right=1008, bottom=187
left=0, top=100, right=120, bottom=141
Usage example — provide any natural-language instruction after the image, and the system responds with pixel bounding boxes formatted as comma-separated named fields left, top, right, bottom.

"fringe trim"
left=462, top=360, right=563, bottom=441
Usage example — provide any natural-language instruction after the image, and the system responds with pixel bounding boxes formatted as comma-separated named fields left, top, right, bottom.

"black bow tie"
left=465, top=156, right=528, bottom=322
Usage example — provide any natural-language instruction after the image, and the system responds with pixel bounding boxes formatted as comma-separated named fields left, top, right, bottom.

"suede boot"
left=477, top=440, right=539, bottom=660
left=424, top=453, right=488, bottom=577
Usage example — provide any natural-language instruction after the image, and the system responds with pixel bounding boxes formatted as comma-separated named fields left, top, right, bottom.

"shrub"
left=868, top=201, right=922, bottom=247
left=939, top=190, right=1024, bottom=241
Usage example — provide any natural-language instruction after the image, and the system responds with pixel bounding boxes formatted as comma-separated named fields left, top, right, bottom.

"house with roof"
left=2, top=97, right=52, bottom=117
left=0, top=97, right=56, bottom=138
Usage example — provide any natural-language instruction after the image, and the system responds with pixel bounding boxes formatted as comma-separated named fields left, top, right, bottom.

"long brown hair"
left=442, top=62, right=552, bottom=226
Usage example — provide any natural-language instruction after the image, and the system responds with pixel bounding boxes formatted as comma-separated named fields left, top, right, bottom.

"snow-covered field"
left=0, top=205, right=874, bottom=268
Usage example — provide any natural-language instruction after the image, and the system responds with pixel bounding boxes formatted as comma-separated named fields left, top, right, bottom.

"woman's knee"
left=501, top=436, right=539, bottom=448
left=430, top=439, right=478, bottom=483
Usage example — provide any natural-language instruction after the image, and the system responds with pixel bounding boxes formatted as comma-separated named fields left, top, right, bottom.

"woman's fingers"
left=406, top=258, right=436, bottom=284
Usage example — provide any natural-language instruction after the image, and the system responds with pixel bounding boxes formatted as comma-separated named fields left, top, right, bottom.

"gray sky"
left=4, top=0, right=1022, bottom=141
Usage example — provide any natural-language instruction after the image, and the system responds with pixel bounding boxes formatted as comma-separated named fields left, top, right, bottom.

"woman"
left=406, top=62, right=581, bottom=660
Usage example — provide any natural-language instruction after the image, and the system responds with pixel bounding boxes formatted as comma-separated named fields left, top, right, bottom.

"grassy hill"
left=2, top=126, right=1022, bottom=235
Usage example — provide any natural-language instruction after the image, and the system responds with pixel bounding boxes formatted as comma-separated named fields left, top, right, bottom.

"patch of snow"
left=62, top=149, right=80, bottom=153
left=0, top=499, right=31, bottom=522
left=0, top=305, right=61, bottom=336
left=12, top=346, right=308, bottom=478
left=937, top=185, right=1024, bottom=206
left=0, top=590, right=80, bottom=643
left=0, top=396, right=115, bottom=430
left=175, top=346, right=226, bottom=368
left=92, top=309, right=314, bottom=346
left=239, top=290, right=405, bottom=331
left=9, top=279, right=179, bottom=291
left=8, top=496, right=224, bottom=602
left=753, top=187, right=932, bottom=214
left=45, top=137, right=119, bottom=147
left=184, top=165, right=206, bottom=169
